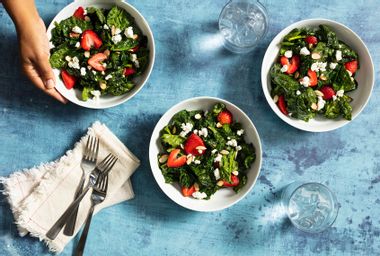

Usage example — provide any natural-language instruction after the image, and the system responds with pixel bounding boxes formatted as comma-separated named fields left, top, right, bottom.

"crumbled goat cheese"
left=179, top=123, right=193, bottom=137
left=336, top=50, right=342, bottom=61
left=72, top=26, right=82, bottom=34
left=280, top=65, right=288, bottom=73
left=124, top=26, right=134, bottom=38
left=300, top=47, right=310, bottom=55
left=300, top=76, right=310, bottom=87
left=284, top=50, right=293, bottom=58
left=311, top=62, right=327, bottom=72
left=236, top=129, right=244, bottom=136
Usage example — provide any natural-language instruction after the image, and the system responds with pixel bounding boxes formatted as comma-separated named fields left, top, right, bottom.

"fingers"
left=23, top=64, right=68, bottom=104
left=34, top=55, right=56, bottom=90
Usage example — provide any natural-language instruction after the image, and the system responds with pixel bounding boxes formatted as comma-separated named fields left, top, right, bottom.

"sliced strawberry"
left=344, top=60, right=358, bottom=74
left=277, top=95, right=288, bottom=116
left=217, top=110, right=233, bottom=125
left=129, top=45, right=139, bottom=52
left=305, top=36, right=318, bottom=45
left=124, top=67, right=136, bottom=76
left=320, top=86, right=335, bottom=100
left=280, top=55, right=300, bottom=74
left=88, top=53, right=107, bottom=71
left=167, top=149, right=187, bottom=168
left=184, top=133, right=206, bottom=156
left=61, top=70, right=76, bottom=89
left=308, top=69, right=318, bottom=87
left=223, top=175, right=240, bottom=187
left=80, top=30, right=102, bottom=51
left=73, top=7, right=85, bottom=20
left=182, top=185, right=196, bottom=197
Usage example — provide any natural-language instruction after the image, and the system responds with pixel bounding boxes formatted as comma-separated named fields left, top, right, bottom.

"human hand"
left=18, top=17, right=67, bottom=104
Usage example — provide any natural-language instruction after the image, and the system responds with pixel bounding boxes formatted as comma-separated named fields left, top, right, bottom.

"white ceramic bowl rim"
left=149, top=96, right=263, bottom=212
left=261, top=18, right=375, bottom=132
left=46, top=0, right=155, bottom=109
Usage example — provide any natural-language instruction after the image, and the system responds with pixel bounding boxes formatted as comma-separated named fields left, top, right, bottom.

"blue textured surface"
left=0, top=0, right=379, bottom=255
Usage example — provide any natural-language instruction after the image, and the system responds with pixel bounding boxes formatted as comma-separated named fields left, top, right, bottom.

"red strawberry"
left=344, top=60, right=358, bottom=74
left=124, top=67, right=136, bottom=76
left=320, top=86, right=335, bottom=100
left=184, top=133, right=206, bottom=156
left=308, top=69, right=318, bottom=87
left=73, top=7, right=85, bottom=20
left=61, top=70, right=76, bottom=89
left=80, top=30, right=103, bottom=51
left=305, top=36, right=318, bottom=45
left=217, top=110, right=233, bottom=125
left=280, top=55, right=300, bottom=74
left=129, top=45, right=139, bottom=52
left=223, top=175, right=240, bottom=187
left=277, top=95, right=288, bottom=116
left=182, top=185, right=196, bottom=197
left=88, top=53, right=107, bottom=71
left=167, top=149, right=187, bottom=168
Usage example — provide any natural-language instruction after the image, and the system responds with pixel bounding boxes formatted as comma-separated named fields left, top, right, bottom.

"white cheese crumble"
left=300, top=76, right=310, bottom=87
left=67, top=56, right=80, bottom=69
left=336, top=89, right=344, bottom=97
left=300, top=47, right=310, bottom=56
left=75, top=42, right=80, bottom=48
left=103, top=24, right=109, bottom=30
left=114, top=28, right=122, bottom=35
left=332, top=95, right=337, bottom=101
left=280, top=65, right=288, bottom=73
left=311, top=62, right=327, bottom=72
left=237, top=129, right=244, bottom=136
left=284, top=50, right=293, bottom=58
left=131, top=54, right=137, bottom=62
left=198, top=127, right=208, bottom=138
left=317, top=96, right=326, bottom=111
left=90, top=90, right=101, bottom=103
left=84, top=51, right=90, bottom=58
left=92, top=70, right=96, bottom=75
left=105, top=74, right=113, bottom=80
left=211, top=149, right=218, bottom=154
left=192, top=191, right=207, bottom=199
left=347, top=70, right=352, bottom=77
left=329, top=62, right=338, bottom=70
left=226, top=139, right=238, bottom=148
left=124, top=26, right=134, bottom=38
left=296, top=90, right=301, bottom=96
left=111, top=34, right=122, bottom=44
left=214, top=153, right=222, bottom=163
left=80, top=67, right=86, bottom=76
left=236, top=145, right=242, bottom=151
left=194, top=160, right=201, bottom=165
left=214, top=168, right=220, bottom=180
left=72, top=26, right=82, bottom=34
left=194, top=113, right=202, bottom=120
left=336, top=50, right=342, bottom=61
left=179, top=123, right=193, bottom=137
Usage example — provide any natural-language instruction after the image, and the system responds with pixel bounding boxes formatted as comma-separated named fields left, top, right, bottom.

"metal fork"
left=46, top=153, right=118, bottom=240
left=64, top=136, right=99, bottom=236
left=75, top=172, right=110, bottom=256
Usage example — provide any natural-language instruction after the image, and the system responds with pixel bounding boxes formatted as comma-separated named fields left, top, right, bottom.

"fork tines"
left=97, top=153, right=118, bottom=175
left=84, top=136, right=99, bottom=161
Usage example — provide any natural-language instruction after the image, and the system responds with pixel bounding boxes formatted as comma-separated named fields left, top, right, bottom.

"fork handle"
left=75, top=204, right=95, bottom=256
left=46, top=186, right=91, bottom=240
left=63, top=176, right=86, bottom=236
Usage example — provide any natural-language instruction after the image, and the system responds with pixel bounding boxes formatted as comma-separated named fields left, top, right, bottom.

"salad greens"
left=50, top=6, right=149, bottom=101
left=157, top=103, right=256, bottom=200
left=270, top=25, right=359, bottom=121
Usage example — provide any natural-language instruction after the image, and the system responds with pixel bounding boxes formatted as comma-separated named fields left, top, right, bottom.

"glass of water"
left=218, top=0, right=268, bottom=53
left=281, top=182, right=339, bottom=233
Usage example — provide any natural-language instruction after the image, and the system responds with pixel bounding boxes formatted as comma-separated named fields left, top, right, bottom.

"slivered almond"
left=104, top=49, right=111, bottom=57
left=314, top=90, right=324, bottom=97
left=311, top=52, right=321, bottom=60
left=69, top=32, right=80, bottom=38
left=220, top=150, right=229, bottom=155
left=217, top=180, right=224, bottom=187
left=216, top=122, right=222, bottom=128
left=273, top=95, right=279, bottom=103
left=194, top=183, right=200, bottom=191
left=158, top=154, right=168, bottom=163
left=319, top=74, right=327, bottom=81
left=311, top=103, right=318, bottom=110
left=195, top=146, right=207, bottom=151
left=232, top=171, right=239, bottom=176
left=111, top=26, right=116, bottom=36
left=294, top=71, right=300, bottom=79
left=132, top=34, right=139, bottom=40
left=99, top=82, right=107, bottom=90
left=84, top=16, right=91, bottom=22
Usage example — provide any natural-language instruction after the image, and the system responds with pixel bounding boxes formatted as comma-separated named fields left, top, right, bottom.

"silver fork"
left=64, top=136, right=99, bottom=236
left=46, top=153, right=118, bottom=240
left=75, top=172, right=110, bottom=256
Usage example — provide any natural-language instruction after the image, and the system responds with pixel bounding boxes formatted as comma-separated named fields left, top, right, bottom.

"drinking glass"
left=281, top=182, right=339, bottom=233
left=218, top=0, right=268, bottom=53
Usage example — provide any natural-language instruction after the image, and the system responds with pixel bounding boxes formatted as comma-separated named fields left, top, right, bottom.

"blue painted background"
left=0, top=0, right=379, bottom=255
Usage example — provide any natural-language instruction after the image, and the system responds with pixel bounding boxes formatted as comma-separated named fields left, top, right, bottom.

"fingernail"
left=45, top=79, right=55, bottom=89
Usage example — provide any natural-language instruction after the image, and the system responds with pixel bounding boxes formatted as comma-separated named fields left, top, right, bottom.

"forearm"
left=2, top=0, right=40, bottom=33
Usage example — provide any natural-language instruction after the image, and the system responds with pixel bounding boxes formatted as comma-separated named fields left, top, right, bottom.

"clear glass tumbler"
left=218, top=0, right=268, bottom=53
left=281, top=182, right=339, bottom=233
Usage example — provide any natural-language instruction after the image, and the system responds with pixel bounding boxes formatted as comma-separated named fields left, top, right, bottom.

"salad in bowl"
left=149, top=97, right=262, bottom=212
left=47, top=0, right=155, bottom=109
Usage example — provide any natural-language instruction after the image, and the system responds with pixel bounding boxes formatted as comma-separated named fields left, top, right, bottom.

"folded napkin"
left=0, top=122, right=140, bottom=253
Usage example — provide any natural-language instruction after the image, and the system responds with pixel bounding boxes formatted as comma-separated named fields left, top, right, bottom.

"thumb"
left=35, top=55, right=56, bottom=90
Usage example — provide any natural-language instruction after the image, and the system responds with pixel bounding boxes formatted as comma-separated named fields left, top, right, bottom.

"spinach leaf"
left=317, top=25, right=339, bottom=48
left=286, top=88, right=317, bottom=121
left=332, top=65, right=357, bottom=92
left=270, top=64, right=300, bottom=92
left=179, top=170, right=194, bottom=188
left=86, top=7, right=106, bottom=24
left=81, top=87, right=93, bottom=101
left=160, top=126, right=185, bottom=149
left=50, top=45, right=70, bottom=68
left=220, top=150, right=238, bottom=183
left=324, top=95, right=352, bottom=120
left=212, top=103, right=225, bottom=116
left=111, top=39, right=138, bottom=51
left=107, top=6, right=131, bottom=30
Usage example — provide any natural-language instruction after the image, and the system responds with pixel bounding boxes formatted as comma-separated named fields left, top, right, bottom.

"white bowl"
left=47, top=0, right=155, bottom=109
left=261, top=19, right=374, bottom=132
left=149, top=97, right=262, bottom=212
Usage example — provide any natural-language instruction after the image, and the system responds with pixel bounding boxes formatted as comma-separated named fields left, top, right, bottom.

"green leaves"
left=161, top=126, right=185, bottom=149
left=50, top=46, right=70, bottom=68
left=111, top=39, right=139, bottom=51
left=107, top=6, right=131, bottom=30
left=220, top=150, right=238, bottom=183
left=332, top=65, right=357, bottom=92
left=324, top=95, right=352, bottom=120
left=270, top=64, right=300, bottom=93
left=86, top=7, right=106, bottom=24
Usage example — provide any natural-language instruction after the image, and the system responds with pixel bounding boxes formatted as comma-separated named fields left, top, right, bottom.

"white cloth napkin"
left=0, top=122, right=140, bottom=253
